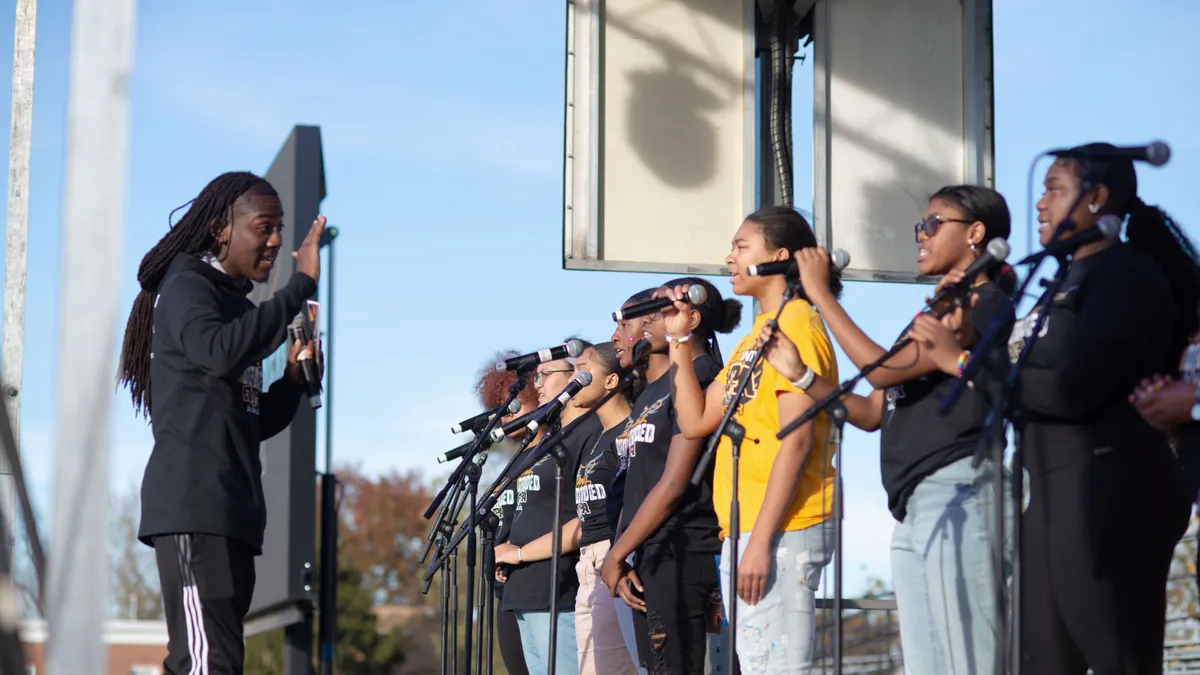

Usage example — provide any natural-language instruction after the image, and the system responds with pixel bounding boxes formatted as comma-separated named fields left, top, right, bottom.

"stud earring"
left=970, top=242, right=978, bottom=256
left=1088, top=203, right=1100, bottom=214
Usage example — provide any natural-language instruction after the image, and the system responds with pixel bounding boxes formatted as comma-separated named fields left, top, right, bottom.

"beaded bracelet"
left=666, top=333, right=692, bottom=345
left=956, top=350, right=970, bottom=376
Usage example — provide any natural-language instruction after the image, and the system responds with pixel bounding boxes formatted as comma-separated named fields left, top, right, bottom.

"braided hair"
left=118, top=172, right=277, bottom=418
left=1066, top=143, right=1200, bottom=371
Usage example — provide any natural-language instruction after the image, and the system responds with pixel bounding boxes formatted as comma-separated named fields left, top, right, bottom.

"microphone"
left=436, top=439, right=476, bottom=464
left=630, top=337, right=652, bottom=365
left=1049, top=141, right=1170, bottom=167
left=488, top=409, right=539, bottom=443
left=495, top=340, right=585, bottom=373
left=745, top=248, right=851, bottom=277
left=288, top=314, right=322, bottom=409
left=613, top=286, right=707, bottom=322
left=450, top=400, right=520, bottom=435
left=1017, top=215, right=1121, bottom=265
left=926, top=238, right=1011, bottom=307
left=524, top=371, right=592, bottom=434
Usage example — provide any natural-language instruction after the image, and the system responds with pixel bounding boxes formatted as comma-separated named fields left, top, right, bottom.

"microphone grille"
left=1096, top=214, right=1123, bottom=240
left=573, top=370, right=593, bottom=386
left=985, top=238, right=1011, bottom=261
left=687, top=284, right=708, bottom=305
left=565, top=339, right=584, bottom=358
left=631, top=337, right=652, bottom=364
left=830, top=248, right=851, bottom=271
left=1147, top=140, right=1171, bottom=167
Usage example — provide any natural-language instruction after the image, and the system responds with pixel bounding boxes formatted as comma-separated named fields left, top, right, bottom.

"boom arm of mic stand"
left=423, top=372, right=531, bottom=520
left=776, top=340, right=901, bottom=441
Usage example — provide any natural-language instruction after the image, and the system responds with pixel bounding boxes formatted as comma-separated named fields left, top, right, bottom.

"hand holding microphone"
left=287, top=314, right=324, bottom=409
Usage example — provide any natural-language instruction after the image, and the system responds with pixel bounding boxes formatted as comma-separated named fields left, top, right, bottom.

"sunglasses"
left=913, top=215, right=974, bottom=242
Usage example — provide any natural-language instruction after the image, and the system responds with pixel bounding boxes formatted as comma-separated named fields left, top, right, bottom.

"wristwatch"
left=791, top=367, right=816, bottom=392
left=1191, top=383, right=1200, bottom=422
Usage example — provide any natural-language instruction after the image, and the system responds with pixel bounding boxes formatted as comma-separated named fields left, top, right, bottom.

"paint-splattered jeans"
left=890, top=456, right=1011, bottom=675
left=719, top=521, right=834, bottom=674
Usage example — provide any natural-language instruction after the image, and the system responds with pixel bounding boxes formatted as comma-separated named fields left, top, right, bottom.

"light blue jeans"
left=719, top=521, right=834, bottom=674
left=891, top=456, right=1012, bottom=675
left=515, top=609, right=579, bottom=675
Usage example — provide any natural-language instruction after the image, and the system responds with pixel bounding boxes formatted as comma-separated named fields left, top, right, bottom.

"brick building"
left=20, top=619, right=168, bottom=675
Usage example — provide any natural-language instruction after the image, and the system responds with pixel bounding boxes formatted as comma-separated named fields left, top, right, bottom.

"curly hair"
left=475, top=350, right=540, bottom=411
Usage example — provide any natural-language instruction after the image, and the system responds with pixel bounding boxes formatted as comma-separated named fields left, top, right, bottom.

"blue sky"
left=2, top=0, right=1198, bottom=601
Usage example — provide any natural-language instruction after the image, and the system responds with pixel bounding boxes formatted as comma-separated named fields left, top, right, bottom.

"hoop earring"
left=1088, top=203, right=1100, bottom=214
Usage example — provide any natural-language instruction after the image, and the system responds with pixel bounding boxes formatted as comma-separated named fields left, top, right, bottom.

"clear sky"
left=2, top=0, right=1198, bottom=602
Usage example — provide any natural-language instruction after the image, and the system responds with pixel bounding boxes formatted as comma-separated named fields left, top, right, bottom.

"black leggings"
left=631, top=541, right=720, bottom=675
left=1021, top=444, right=1190, bottom=675
left=497, top=607, right=530, bottom=675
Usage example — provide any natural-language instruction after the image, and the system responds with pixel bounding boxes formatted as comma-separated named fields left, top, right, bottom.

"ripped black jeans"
left=631, top=540, right=720, bottom=675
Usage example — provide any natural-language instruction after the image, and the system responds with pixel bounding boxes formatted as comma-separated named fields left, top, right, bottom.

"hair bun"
left=719, top=298, right=744, bottom=334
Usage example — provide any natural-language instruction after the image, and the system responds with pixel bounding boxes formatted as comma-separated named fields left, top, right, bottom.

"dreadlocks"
left=119, top=171, right=276, bottom=418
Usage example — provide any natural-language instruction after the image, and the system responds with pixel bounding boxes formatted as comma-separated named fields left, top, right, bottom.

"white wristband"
left=666, top=333, right=692, bottom=345
left=791, top=367, right=816, bottom=391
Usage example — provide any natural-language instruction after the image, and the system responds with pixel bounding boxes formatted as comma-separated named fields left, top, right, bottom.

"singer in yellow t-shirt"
left=711, top=299, right=839, bottom=537
left=661, top=205, right=841, bottom=675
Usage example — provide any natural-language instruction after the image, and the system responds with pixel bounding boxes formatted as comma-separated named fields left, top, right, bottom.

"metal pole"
left=316, top=230, right=337, bottom=674
left=47, top=0, right=135, bottom=672
left=323, top=233, right=334, bottom=472
left=2, top=0, right=37, bottom=597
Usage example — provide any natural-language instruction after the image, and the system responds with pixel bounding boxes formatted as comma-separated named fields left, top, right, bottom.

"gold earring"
left=1088, top=203, right=1100, bottom=214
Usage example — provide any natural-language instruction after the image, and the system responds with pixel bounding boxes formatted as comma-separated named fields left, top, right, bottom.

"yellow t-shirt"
left=712, top=299, right=839, bottom=537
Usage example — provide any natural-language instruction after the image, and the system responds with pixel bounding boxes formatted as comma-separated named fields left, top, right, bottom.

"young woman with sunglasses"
left=710, top=192, right=1017, bottom=675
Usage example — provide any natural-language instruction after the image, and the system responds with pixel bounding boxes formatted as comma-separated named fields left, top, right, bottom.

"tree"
left=243, top=555, right=406, bottom=675
left=109, top=481, right=163, bottom=620
left=337, top=465, right=436, bottom=605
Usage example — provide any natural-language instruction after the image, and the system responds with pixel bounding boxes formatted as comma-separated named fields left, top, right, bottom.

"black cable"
left=768, top=6, right=793, bottom=207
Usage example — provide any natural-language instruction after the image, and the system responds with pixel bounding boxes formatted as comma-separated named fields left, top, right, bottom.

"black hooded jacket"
left=137, top=252, right=316, bottom=553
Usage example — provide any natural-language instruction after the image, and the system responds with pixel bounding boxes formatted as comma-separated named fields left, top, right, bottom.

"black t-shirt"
left=621, top=354, right=723, bottom=553
left=576, top=425, right=623, bottom=547
left=879, top=281, right=1015, bottom=521
left=501, top=415, right=602, bottom=612
left=490, top=442, right=526, bottom=598
left=1008, top=244, right=1174, bottom=467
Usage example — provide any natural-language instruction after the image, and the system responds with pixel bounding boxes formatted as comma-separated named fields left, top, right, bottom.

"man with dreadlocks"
left=118, top=171, right=326, bottom=674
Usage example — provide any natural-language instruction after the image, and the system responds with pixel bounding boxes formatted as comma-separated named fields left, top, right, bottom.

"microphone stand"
left=938, top=182, right=1093, bottom=675
left=723, top=419, right=745, bottom=675
left=546, top=427, right=570, bottom=675
left=541, top=372, right=638, bottom=675
left=420, top=371, right=532, bottom=675
left=426, top=367, right=644, bottom=675
left=481, top=512, right=500, bottom=675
